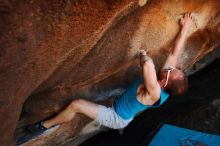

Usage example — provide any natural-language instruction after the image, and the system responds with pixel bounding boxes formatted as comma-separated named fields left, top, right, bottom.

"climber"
left=28, top=13, right=193, bottom=134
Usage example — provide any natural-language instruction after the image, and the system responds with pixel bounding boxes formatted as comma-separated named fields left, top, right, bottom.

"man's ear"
left=158, top=78, right=166, bottom=88
left=161, top=78, right=166, bottom=86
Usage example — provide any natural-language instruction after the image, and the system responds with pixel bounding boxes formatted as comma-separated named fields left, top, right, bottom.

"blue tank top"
left=113, top=79, right=169, bottom=120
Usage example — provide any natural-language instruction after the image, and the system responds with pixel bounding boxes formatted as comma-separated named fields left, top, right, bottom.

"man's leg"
left=43, top=99, right=98, bottom=128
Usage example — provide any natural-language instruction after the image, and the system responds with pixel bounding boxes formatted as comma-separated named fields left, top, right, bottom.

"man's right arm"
left=162, top=13, right=194, bottom=69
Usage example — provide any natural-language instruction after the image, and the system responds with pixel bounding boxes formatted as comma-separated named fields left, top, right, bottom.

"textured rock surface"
left=0, top=0, right=219, bottom=145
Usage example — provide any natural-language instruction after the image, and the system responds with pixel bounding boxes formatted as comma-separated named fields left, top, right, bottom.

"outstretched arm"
left=163, top=13, right=194, bottom=69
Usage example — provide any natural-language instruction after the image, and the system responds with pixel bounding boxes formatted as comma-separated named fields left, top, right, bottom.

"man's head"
left=158, top=68, right=188, bottom=96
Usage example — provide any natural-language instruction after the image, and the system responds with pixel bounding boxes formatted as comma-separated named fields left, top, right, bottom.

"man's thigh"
left=75, top=99, right=99, bottom=120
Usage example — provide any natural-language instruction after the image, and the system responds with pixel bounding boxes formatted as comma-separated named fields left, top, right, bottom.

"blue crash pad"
left=149, top=124, right=220, bottom=146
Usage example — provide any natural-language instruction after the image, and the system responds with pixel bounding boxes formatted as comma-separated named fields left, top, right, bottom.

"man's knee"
left=69, top=99, right=84, bottom=111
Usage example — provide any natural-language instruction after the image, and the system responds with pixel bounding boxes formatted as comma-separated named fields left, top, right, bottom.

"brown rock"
left=0, top=0, right=219, bottom=145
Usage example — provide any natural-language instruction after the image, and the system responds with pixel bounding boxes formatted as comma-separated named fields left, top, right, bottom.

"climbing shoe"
left=16, top=121, right=47, bottom=145
left=28, top=121, right=47, bottom=134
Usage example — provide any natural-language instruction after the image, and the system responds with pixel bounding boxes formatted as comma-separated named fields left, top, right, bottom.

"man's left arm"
left=140, top=50, right=160, bottom=102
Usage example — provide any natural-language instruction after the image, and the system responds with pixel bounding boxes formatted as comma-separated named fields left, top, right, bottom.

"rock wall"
left=0, top=0, right=219, bottom=145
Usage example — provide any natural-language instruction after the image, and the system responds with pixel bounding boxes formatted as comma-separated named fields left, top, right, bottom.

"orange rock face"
left=0, top=0, right=219, bottom=145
